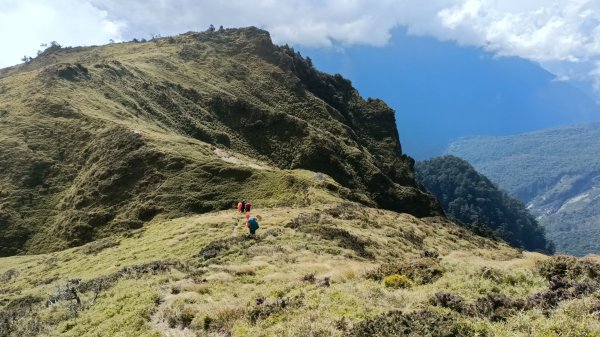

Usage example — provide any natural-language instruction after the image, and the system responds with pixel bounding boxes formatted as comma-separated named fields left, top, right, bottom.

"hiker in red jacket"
left=237, top=201, right=243, bottom=213
left=244, top=202, right=251, bottom=212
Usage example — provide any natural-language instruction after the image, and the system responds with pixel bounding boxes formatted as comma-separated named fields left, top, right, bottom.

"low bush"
left=348, top=310, right=473, bottom=337
left=473, top=293, right=529, bottom=321
left=383, top=274, right=413, bottom=289
left=537, top=255, right=600, bottom=281
left=367, top=258, right=444, bottom=284
left=429, top=292, right=466, bottom=312
left=431, top=291, right=530, bottom=321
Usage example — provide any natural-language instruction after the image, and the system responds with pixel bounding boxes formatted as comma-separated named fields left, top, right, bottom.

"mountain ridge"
left=0, top=26, right=440, bottom=256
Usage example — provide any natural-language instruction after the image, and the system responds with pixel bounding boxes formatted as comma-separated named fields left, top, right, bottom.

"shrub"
left=429, top=292, right=466, bottom=312
left=383, top=274, right=413, bottom=289
left=301, top=273, right=316, bottom=283
left=420, top=250, right=440, bottom=259
left=348, top=310, right=473, bottom=337
left=537, top=255, right=600, bottom=281
left=367, top=258, right=444, bottom=284
left=473, top=293, right=529, bottom=321
left=528, top=289, right=572, bottom=311
left=432, top=291, right=533, bottom=321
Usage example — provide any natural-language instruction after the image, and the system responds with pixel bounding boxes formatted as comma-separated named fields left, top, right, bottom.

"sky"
left=2, top=0, right=600, bottom=95
left=302, top=29, right=600, bottom=158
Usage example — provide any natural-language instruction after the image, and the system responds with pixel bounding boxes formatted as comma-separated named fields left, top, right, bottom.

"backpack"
left=248, top=216, right=259, bottom=230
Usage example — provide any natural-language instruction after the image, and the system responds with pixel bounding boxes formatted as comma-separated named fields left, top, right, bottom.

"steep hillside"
left=446, top=124, right=600, bottom=255
left=0, top=27, right=440, bottom=256
left=2, top=204, right=600, bottom=336
left=415, top=156, right=554, bottom=253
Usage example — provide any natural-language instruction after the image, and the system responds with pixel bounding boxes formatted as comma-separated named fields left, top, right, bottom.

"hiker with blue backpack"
left=245, top=213, right=260, bottom=236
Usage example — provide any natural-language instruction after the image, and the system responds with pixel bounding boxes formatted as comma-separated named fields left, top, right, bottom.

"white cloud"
left=2, top=0, right=600, bottom=96
left=0, top=0, right=123, bottom=68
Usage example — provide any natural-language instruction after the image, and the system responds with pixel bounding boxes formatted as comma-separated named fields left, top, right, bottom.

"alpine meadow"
left=1, top=27, right=600, bottom=337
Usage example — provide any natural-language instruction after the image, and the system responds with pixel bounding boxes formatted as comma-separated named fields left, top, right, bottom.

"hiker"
left=241, top=199, right=247, bottom=213
left=237, top=200, right=243, bottom=213
left=245, top=213, right=260, bottom=236
left=244, top=202, right=251, bottom=212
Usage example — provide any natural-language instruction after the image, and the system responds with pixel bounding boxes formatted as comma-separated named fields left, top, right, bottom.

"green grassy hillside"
left=415, top=156, right=554, bottom=253
left=0, top=27, right=440, bottom=256
left=446, top=124, right=600, bottom=256
left=2, top=26, right=600, bottom=337
left=3, top=203, right=599, bottom=337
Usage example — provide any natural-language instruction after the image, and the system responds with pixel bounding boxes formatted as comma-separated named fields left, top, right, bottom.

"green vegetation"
left=382, top=274, right=413, bottom=288
left=2, top=204, right=599, bottom=336
left=1, top=26, right=599, bottom=336
left=0, top=27, right=440, bottom=256
left=415, top=156, right=554, bottom=253
left=447, top=124, right=600, bottom=255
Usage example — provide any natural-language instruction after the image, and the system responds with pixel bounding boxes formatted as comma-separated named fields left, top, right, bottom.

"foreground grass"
left=1, top=204, right=599, bottom=336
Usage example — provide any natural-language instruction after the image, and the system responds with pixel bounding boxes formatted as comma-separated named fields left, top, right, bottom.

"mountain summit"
left=0, top=27, right=440, bottom=256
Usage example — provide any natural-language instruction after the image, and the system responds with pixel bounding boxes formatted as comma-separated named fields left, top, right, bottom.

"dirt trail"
left=214, top=148, right=268, bottom=170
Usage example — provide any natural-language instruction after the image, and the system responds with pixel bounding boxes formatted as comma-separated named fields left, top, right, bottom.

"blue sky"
left=300, top=27, right=600, bottom=158
left=2, top=0, right=600, bottom=158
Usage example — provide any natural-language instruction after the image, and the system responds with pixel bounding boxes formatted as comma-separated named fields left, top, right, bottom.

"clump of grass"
left=247, top=295, right=304, bottom=324
left=383, top=274, right=413, bottom=289
left=191, top=306, right=245, bottom=333
left=80, top=237, right=119, bottom=255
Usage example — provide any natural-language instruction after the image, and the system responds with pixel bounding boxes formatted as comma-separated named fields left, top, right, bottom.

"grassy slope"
left=446, top=124, right=600, bottom=256
left=0, top=28, right=439, bottom=255
left=1, top=204, right=599, bottom=336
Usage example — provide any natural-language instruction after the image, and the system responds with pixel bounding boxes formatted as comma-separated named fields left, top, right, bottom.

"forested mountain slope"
left=415, top=156, right=554, bottom=253
left=447, top=124, right=600, bottom=255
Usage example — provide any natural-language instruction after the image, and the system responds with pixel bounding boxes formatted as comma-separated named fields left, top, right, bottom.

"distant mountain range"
left=447, top=123, right=600, bottom=256
left=302, top=28, right=600, bottom=159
